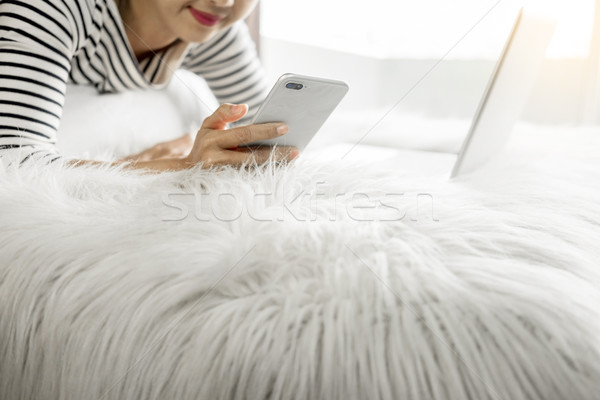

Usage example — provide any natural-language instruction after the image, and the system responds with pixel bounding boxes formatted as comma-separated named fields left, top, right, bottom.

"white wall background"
left=259, top=0, right=597, bottom=125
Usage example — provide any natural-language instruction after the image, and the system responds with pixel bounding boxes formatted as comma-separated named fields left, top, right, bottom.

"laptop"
left=320, top=8, right=556, bottom=179
left=450, top=8, right=556, bottom=178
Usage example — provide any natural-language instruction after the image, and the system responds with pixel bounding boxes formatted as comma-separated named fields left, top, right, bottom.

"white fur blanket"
left=1, top=151, right=599, bottom=400
left=1, top=74, right=600, bottom=399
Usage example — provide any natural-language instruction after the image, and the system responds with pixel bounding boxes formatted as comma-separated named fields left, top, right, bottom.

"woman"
left=0, top=0, right=297, bottom=170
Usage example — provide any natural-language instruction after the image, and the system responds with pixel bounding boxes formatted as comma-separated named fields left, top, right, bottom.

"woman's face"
left=134, top=0, right=259, bottom=43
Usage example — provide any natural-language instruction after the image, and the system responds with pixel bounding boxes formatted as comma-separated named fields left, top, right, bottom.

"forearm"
left=67, top=157, right=190, bottom=172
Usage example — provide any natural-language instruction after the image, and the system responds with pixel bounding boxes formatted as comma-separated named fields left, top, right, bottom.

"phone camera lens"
left=286, top=82, right=304, bottom=90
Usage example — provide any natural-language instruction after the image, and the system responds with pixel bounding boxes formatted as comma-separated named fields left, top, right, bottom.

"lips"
left=189, top=7, right=222, bottom=27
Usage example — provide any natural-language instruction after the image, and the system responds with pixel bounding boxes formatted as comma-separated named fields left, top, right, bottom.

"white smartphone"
left=246, top=73, right=349, bottom=150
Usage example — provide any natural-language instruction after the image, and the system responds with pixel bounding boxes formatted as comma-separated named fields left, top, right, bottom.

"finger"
left=215, top=123, right=288, bottom=149
left=222, top=148, right=274, bottom=166
left=272, top=146, right=300, bottom=162
left=201, top=148, right=255, bottom=167
left=237, top=145, right=299, bottom=163
left=201, top=103, right=248, bottom=130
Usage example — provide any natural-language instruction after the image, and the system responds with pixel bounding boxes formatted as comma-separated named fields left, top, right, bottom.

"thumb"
left=202, top=103, right=248, bottom=130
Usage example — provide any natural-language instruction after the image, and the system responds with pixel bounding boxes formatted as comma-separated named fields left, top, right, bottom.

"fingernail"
left=290, top=150, right=299, bottom=159
left=277, top=125, right=288, bottom=135
left=232, top=104, right=245, bottom=114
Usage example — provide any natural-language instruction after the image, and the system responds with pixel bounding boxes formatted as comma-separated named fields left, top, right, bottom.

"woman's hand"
left=185, top=103, right=299, bottom=168
left=119, top=133, right=194, bottom=162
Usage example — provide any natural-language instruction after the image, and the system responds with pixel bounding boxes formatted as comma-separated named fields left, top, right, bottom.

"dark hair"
left=116, top=0, right=129, bottom=15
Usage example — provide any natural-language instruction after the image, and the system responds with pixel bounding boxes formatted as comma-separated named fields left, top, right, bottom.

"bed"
left=1, top=71, right=599, bottom=400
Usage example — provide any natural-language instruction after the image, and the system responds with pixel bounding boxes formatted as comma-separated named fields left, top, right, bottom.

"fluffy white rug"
left=1, top=72, right=600, bottom=399
left=1, top=148, right=599, bottom=399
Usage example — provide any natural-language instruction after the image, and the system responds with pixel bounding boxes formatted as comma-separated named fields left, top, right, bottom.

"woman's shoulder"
left=0, top=0, right=113, bottom=55
left=18, top=0, right=106, bottom=27
left=37, top=0, right=100, bottom=13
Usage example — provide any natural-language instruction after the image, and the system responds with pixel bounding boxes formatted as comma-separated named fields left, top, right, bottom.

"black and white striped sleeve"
left=181, top=21, right=269, bottom=124
left=0, top=0, right=75, bottom=166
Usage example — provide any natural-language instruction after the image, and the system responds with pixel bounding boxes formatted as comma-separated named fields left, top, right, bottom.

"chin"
left=176, top=30, right=212, bottom=44
left=179, top=23, right=223, bottom=44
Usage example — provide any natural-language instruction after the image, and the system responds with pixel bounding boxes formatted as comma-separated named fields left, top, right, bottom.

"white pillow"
left=58, top=70, right=219, bottom=161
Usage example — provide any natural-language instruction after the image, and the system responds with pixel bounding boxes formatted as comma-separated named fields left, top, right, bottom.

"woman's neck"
left=117, top=0, right=179, bottom=61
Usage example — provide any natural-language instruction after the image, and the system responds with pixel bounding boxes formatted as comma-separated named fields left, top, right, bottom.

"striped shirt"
left=0, top=0, right=268, bottom=166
